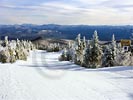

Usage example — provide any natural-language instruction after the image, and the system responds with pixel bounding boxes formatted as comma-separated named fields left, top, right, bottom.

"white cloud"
left=0, top=0, right=133, bottom=25
left=76, top=0, right=107, bottom=5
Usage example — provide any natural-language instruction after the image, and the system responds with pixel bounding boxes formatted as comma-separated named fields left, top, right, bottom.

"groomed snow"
left=0, top=50, right=133, bottom=100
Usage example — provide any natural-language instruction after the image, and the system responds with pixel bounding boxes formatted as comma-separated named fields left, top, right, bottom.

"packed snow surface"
left=0, top=50, right=133, bottom=100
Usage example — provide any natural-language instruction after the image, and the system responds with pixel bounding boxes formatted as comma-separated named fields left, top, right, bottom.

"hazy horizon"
left=0, top=23, right=133, bottom=26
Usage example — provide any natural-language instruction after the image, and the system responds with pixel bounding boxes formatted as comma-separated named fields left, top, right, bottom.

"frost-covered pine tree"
left=68, top=41, right=72, bottom=49
left=0, top=38, right=34, bottom=63
left=2, top=36, right=9, bottom=47
left=74, top=34, right=84, bottom=66
left=112, top=34, right=117, bottom=53
left=70, top=43, right=76, bottom=62
left=115, top=41, right=132, bottom=66
left=0, top=48, right=10, bottom=63
left=46, top=43, right=60, bottom=52
left=85, top=30, right=102, bottom=68
left=103, top=34, right=118, bottom=66
left=102, top=45, right=115, bottom=67
left=65, top=41, right=75, bottom=61
left=8, top=46, right=16, bottom=63
left=84, top=40, right=92, bottom=67
left=87, top=40, right=90, bottom=47
left=130, top=33, right=133, bottom=54
left=110, top=34, right=117, bottom=65
left=82, top=36, right=86, bottom=49
left=77, top=34, right=81, bottom=45
left=59, top=48, right=68, bottom=61
left=5, top=36, right=9, bottom=46
left=74, top=34, right=80, bottom=63
left=54, top=43, right=60, bottom=52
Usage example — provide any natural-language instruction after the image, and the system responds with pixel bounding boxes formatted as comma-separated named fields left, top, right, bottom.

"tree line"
left=59, top=31, right=133, bottom=68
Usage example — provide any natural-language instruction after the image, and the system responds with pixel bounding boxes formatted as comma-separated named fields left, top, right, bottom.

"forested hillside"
left=0, top=24, right=133, bottom=41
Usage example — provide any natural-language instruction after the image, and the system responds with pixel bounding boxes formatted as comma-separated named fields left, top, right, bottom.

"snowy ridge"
left=0, top=50, right=133, bottom=100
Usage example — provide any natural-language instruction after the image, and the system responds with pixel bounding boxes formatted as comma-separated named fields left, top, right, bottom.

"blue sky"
left=0, top=0, right=133, bottom=25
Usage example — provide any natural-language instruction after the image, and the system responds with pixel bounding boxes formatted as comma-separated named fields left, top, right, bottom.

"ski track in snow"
left=0, top=50, right=133, bottom=100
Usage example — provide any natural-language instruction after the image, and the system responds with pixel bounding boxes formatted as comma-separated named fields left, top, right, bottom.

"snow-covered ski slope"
left=0, top=50, right=133, bottom=100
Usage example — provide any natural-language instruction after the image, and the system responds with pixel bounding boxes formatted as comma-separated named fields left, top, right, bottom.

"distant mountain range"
left=0, top=24, right=133, bottom=41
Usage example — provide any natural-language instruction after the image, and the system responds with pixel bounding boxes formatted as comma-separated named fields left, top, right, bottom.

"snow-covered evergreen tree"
left=87, top=40, right=90, bottom=47
left=82, top=36, right=86, bottom=49
left=111, top=34, right=117, bottom=58
left=66, top=41, right=75, bottom=61
left=74, top=34, right=84, bottom=66
left=102, top=34, right=118, bottom=67
left=102, top=45, right=115, bottom=67
left=70, top=43, right=76, bottom=62
left=2, top=36, right=9, bottom=47
left=84, top=30, right=102, bottom=68
left=116, top=51, right=132, bottom=66
left=59, top=48, right=68, bottom=61
left=8, top=46, right=16, bottom=63
left=5, top=36, right=8, bottom=46
left=130, top=33, right=133, bottom=54
left=77, top=34, right=81, bottom=45
left=46, top=43, right=60, bottom=52
left=59, top=30, right=133, bottom=67
left=84, top=40, right=92, bottom=67
left=68, top=41, right=72, bottom=49
left=0, top=49, right=10, bottom=63
left=0, top=38, right=35, bottom=63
